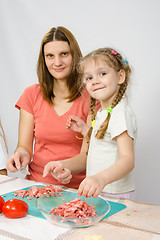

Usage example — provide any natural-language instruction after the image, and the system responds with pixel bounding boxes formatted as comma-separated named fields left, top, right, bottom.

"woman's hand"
left=43, top=161, right=72, bottom=184
left=6, top=148, right=30, bottom=172
left=66, top=115, right=90, bottom=136
left=77, top=174, right=105, bottom=198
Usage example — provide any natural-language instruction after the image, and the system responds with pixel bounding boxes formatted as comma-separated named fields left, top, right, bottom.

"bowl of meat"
left=36, top=190, right=110, bottom=228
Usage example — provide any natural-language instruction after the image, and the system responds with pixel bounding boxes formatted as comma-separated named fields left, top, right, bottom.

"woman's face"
left=44, top=41, right=72, bottom=81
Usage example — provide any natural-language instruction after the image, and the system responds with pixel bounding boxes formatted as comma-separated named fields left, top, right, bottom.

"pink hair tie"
left=111, top=50, right=117, bottom=56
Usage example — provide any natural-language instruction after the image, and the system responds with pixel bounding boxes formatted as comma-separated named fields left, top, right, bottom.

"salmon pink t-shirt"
left=16, top=84, right=90, bottom=189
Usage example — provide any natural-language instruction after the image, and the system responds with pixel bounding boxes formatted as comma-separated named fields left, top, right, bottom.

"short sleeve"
left=15, top=84, right=38, bottom=114
left=108, top=109, right=137, bottom=140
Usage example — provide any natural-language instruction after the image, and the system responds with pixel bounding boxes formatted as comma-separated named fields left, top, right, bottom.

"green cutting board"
left=1, top=185, right=126, bottom=220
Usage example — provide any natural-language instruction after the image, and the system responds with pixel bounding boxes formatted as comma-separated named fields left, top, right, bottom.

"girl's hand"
left=6, top=149, right=30, bottom=172
left=77, top=175, right=105, bottom=198
left=43, top=161, right=72, bottom=184
left=66, top=115, right=90, bottom=136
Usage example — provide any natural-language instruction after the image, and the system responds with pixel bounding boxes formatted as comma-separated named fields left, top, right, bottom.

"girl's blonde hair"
left=78, top=47, right=132, bottom=140
left=0, top=120, right=8, bottom=152
left=37, top=26, right=83, bottom=104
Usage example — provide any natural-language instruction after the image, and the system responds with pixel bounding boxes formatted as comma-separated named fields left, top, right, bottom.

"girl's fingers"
left=77, top=182, right=83, bottom=196
left=66, top=116, right=74, bottom=128
left=86, top=185, right=96, bottom=198
left=69, top=115, right=79, bottom=122
left=92, top=188, right=100, bottom=198
left=78, top=182, right=91, bottom=197
left=66, top=120, right=71, bottom=128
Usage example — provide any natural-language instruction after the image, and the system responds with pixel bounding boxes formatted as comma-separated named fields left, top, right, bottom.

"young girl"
left=43, top=48, right=137, bottom=200
left=0, top=120, right=8, bottom=175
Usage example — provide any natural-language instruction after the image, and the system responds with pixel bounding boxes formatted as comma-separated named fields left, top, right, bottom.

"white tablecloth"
left=0, top=175, right=70, bottom=240
left=0, top=175, right=160, bottom=240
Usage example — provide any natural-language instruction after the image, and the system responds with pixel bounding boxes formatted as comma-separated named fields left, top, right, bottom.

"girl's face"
left=44, top=41, right=72, bottom=81
left=84, top=58, right=125, bottom=109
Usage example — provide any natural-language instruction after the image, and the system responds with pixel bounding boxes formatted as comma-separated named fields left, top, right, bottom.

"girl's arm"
left=6, top=109, right=34, bottom=172
left=61, top=114, right=92, bottom=172
left=43, top=139, right=88, bottom=183
left=43, top=115, right=91, bottom=180
left=43, top=134, right=88, bottom=178
left=99, top=130, right=134, bottom=184
left=78, top=130, right=135, bottom=197
left=66, top=115, right=90, bottom=137
left=61, top=130, right=88, bottom=173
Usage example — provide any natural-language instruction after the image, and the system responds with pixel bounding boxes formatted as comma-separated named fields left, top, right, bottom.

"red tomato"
left=0, top=196, right=5, bottom=212
left=2, top=199, right=28, bottom=218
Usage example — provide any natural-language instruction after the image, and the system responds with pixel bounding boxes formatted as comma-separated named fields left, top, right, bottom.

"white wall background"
left=0, top=0, right=159, bottom=204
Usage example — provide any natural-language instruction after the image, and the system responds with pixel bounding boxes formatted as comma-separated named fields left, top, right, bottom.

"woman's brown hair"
left=37, top=26, right=83, bottom=104
left=79, top=47, right=132, bottom=140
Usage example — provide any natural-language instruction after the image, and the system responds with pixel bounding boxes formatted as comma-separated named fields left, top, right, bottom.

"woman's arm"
left=6, top=108, right=34, bottom=172
left=16, top=108, right=34, bottom=156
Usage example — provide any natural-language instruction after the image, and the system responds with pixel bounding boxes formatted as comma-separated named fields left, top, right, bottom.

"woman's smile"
left=53, top=67, right=66, bottom=72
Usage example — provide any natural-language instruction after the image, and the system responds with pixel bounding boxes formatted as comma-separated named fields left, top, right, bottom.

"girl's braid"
left=87, top=97, right=97, bottom=140
left=90, top=97, right=97, bottom=121
left=112, top=79, right=128, bottom=108
left=96, top=79, right=128, bottom=139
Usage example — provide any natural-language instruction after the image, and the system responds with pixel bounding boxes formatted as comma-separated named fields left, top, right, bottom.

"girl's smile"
left=93, top=86, right=106, bottom=92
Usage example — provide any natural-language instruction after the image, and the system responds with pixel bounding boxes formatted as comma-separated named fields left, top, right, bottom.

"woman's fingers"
left=6, top=154, right=20, bottom=172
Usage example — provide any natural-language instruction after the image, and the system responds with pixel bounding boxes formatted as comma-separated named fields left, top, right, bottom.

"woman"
left=6, top=26, right=90, bottom=188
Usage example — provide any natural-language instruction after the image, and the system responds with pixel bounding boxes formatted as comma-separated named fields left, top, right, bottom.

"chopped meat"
left=50, top=198, right=97, bottom=218
left=13, top=185, right=62, bottom=198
